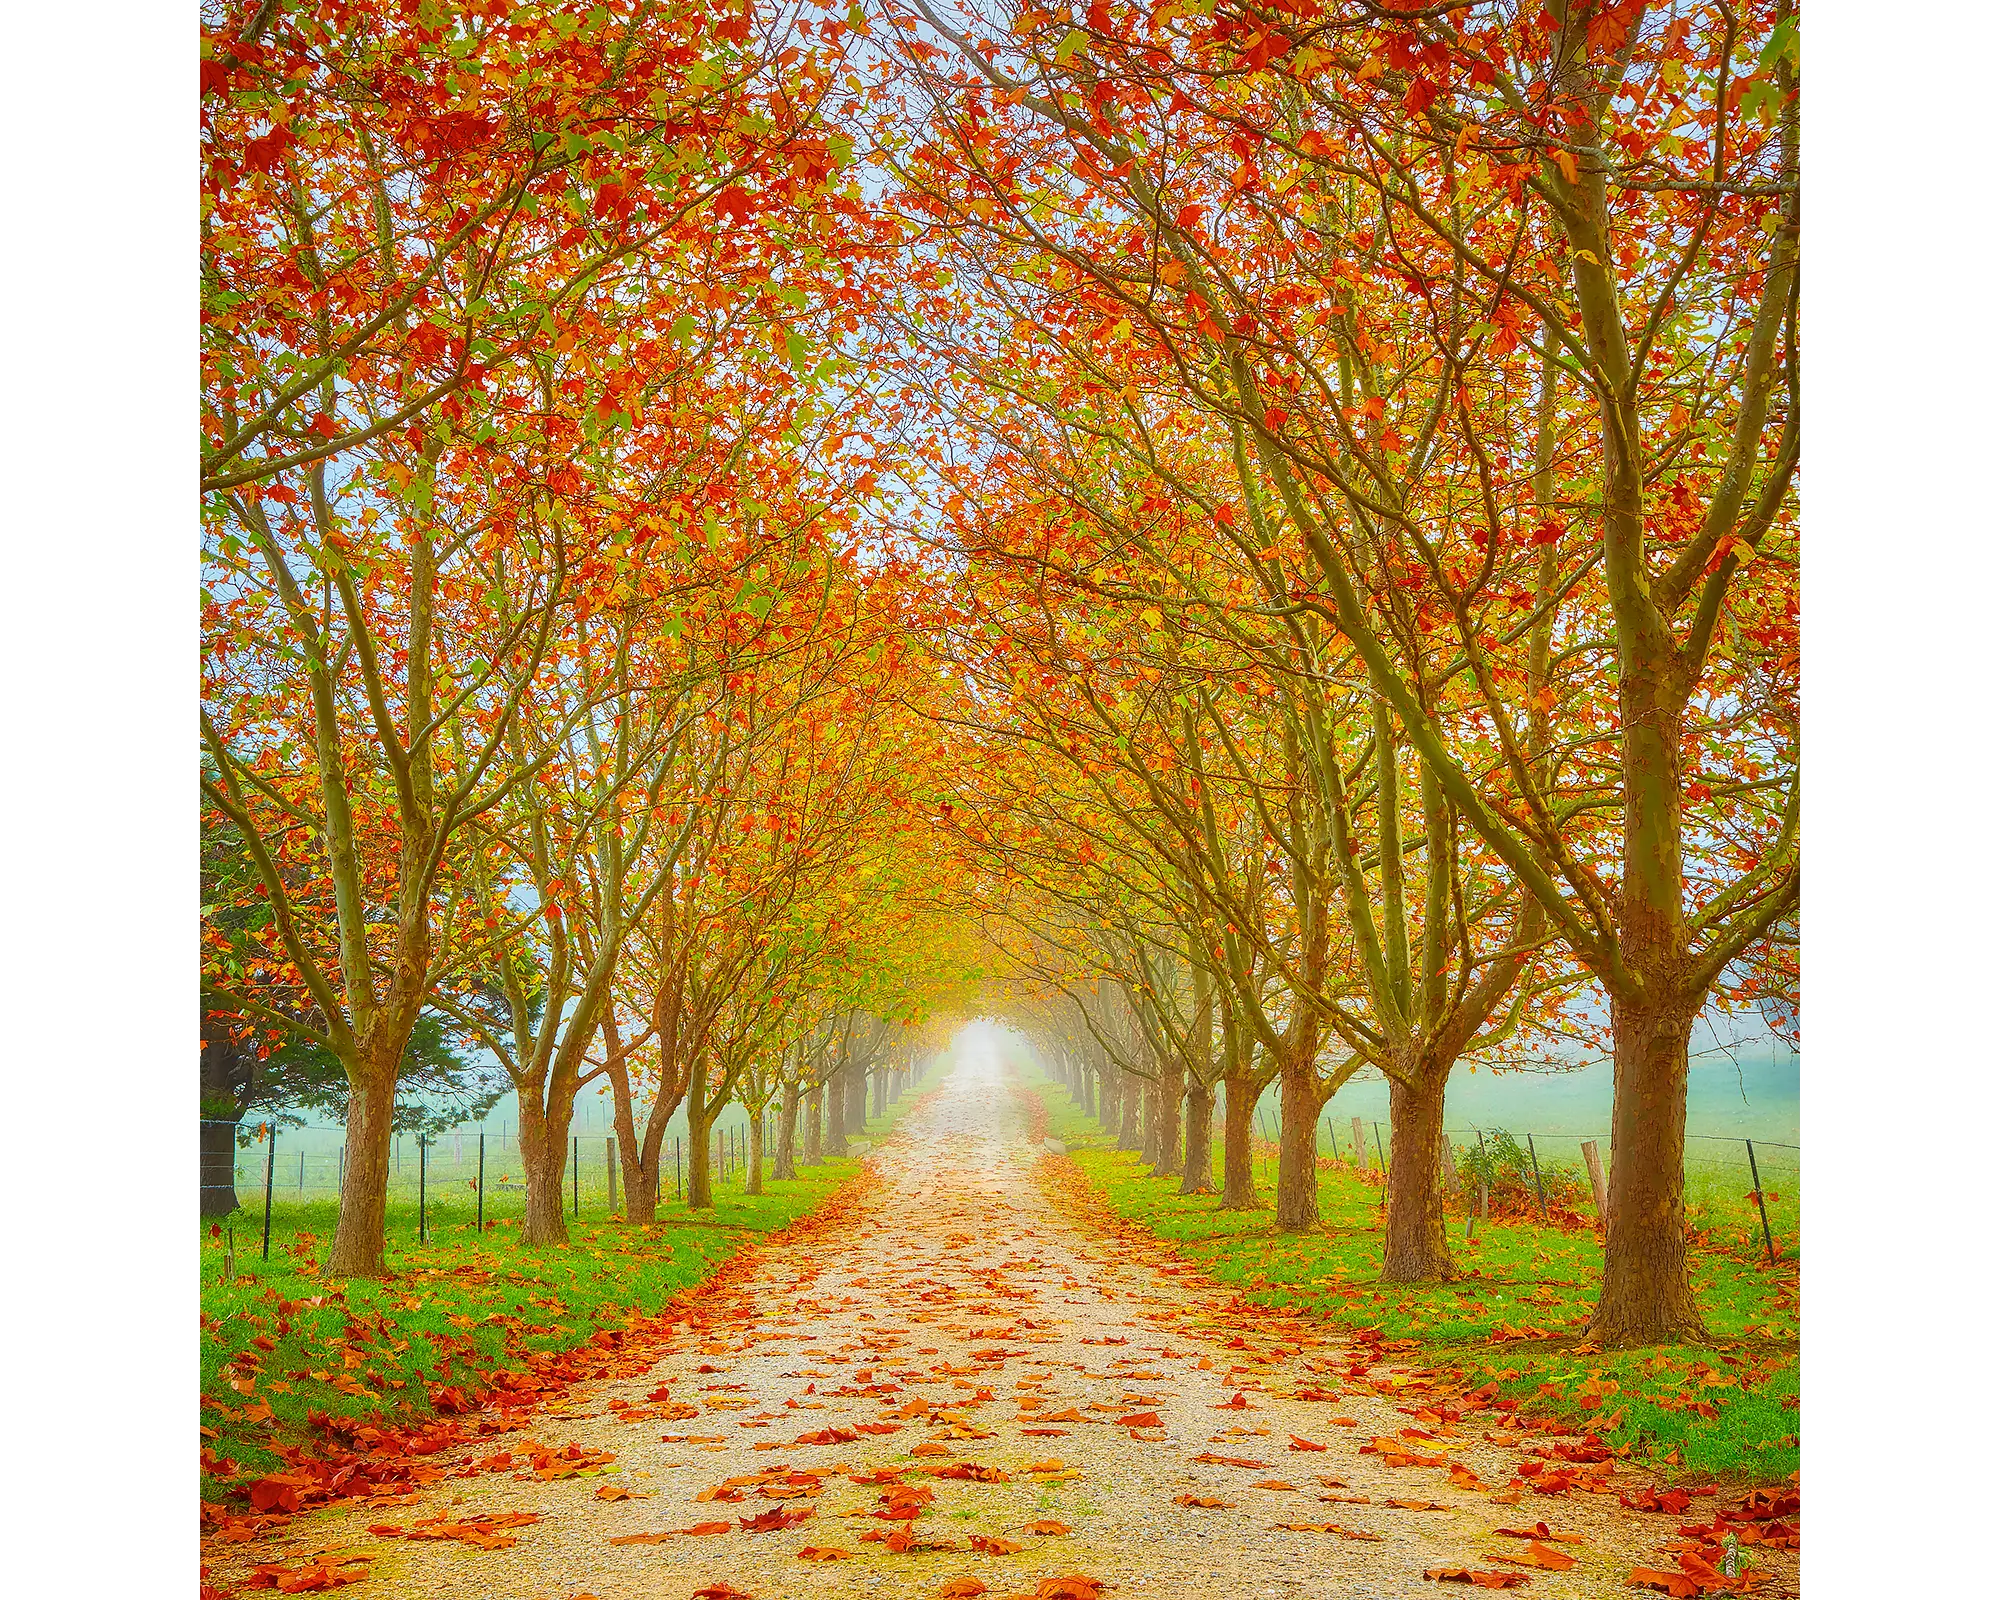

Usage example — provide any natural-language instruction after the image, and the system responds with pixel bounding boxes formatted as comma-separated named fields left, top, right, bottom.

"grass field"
left=199, top=1083, right=933, bottom=1506
left=1032, top=1078, right=1799, bottom=1487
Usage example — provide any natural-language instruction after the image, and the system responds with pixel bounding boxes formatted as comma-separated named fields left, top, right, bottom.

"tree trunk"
left=826, top=1067, right=849, bottom=1157
left=1382, top=1068, right=1455, bottom=1281
left=1180, top=1079, right=1216, bottom=1194
left=1154, top=1051, right=1184, bottom=1179
left=847, top=1061, right=869, bottom=1135
left=1218, top=1075, right=1260, bottom=1208
left=1587, top=998, right=1709, bottom=1345
left=1274, top=1045, right=1321, bottom=1233
left=201, top=1117, right=242, bottom=1218
left=872, top=1065, right=887, bottom=1119
left=1083, top=1064, right=1096, bottom=1117
left=686, top=1098, right=716, bottom=1210
left=746, top=1107, right=765, bottom=1196
left=603, top=1019, right=650, bottom=1223
left=1099, top=1063, right=1119, bottom=1135
left=325, top=1066, right=397, bottom=1276
left=805, top=1082, right=824, bottom=1164
left=1118, top=1070, right=1143, bottom=1151
left=1140, top=1075, right=1160, bottom=1166
left=775, top=1079, right=800, bottom=1180
left=518, top=1091, right=571, bottom=1245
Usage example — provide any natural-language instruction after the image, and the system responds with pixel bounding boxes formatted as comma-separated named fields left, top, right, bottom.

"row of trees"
left=199, top=0, right=980, bottom=1273
left=879, top=0, right=1798, bottom=1346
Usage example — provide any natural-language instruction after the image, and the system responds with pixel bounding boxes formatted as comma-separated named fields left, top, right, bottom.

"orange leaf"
left=1502, top=1541, right=1577, bottom=1572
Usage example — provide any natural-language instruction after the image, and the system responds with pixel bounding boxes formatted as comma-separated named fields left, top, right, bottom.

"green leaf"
left=1054, top=28, right=1088, bottom=64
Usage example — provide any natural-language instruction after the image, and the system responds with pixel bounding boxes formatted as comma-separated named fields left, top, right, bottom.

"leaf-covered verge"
left=200, top=1093, right=930, bottom=1511
left=1033, top=1083, right=1798, bottom=1486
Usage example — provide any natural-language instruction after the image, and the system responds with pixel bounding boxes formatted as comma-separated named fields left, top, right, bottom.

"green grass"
left=200, top=1080, right=935, bottom=1505
left=1034, top=1079, right=1798, bottom=1487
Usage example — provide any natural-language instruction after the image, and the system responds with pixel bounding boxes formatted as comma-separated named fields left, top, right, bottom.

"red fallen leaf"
left=680, top=1522, right=734, bottom=1536
left=969, top=1535, right=1024, bottom=1554
left=1288, top=1435, right=1326, bottom=1452
left=885, top=1530, right=960, bottom=1553
left=934, top=1463, right=1010, bottom=1482
left=1496, top=1523, right=1584, bottom=1544
left=738, top=1507, right=812, bottom=1532
left=1024, top=1519, right=1071, bottom=1535
left=854, top=1422, right=902, bottom=1436
left=1294, top=1387, right=1342, bottom=1401
left=1117, top=1412, right=1163, bottom=1428
left=794, top=1427, right=858, bottom=1446
left=796, top=1546, right=853, bottom=1561
left=1728, top=1488, right=1799, bottom=1521
left=1501, top=1541, right=1577, bottom=1572
left=248, top=1477, right=304, bottom=1513
left=1033, top=1578, right=1104, bottom=1600
left=645, top=1384, right=675, bottom=1402
left=241, top=1562, right=371, bottom=1593
left=1174, top=1493, right=1235, bottom=1509
left=1628, top=1570, right=1701, bottom=1598
left=1215, top=1392, right=1252, bottom=1409
left=1622, top=1487, right=1695, bottom=1515
left=1252, top=1480, right=1296, bottom=1491
left=693, top=1586, right=755, bottom=1599
left=1021, top=1427, right=1070, bottom=1437
left=1424, top=1569, right=1530, bottom=1589
left=939, top=1582, right=989, bottom=1598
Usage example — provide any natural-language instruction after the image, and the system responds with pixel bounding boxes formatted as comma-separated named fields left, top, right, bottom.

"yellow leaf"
left=1575, top=249, right=1601, bottom=267
left=1552, top=148, right=1579, bottom=184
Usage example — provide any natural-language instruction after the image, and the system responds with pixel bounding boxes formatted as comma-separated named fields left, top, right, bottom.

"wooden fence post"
left=1351, top=1116, right=1369, bottom=1172
left=1580, top=1139, right=1609, bottom=1218
left=607, top=1137, right=618, bottom=1212
left=1440, top=1132, right=1461, bottom=1195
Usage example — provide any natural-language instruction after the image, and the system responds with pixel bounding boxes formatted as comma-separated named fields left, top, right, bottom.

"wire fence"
left=1239, top=1105, right=1799, bottom=1259
left=203, top=1107, right=817, bottom=1255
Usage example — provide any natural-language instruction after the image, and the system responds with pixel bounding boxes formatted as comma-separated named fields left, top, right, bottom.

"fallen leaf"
left=939, top=1581, right=989, bottom=1598
left=1174, top=1493, right=1235, bottom=1509
left=1024, top=1519, right=1071, bottom=1535
left=970, top=1535, right=1024, bottom=1554
left=738, top=1507, right=812, bottom=1533
left=1288, top=1435, right=1326, bottom=1452
left=1501, top=1541, right=1577, bottom=1572
left=680, top=1522, right=734, bottom=1537
left=796, top=1546, right=853, bottom=1561
left=1627, top=1570, right=1701, bottom=1598
left=1424, top=1569, right=1530, bottom=1589
left=1496, top=1523, right=1583, bottom=1545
